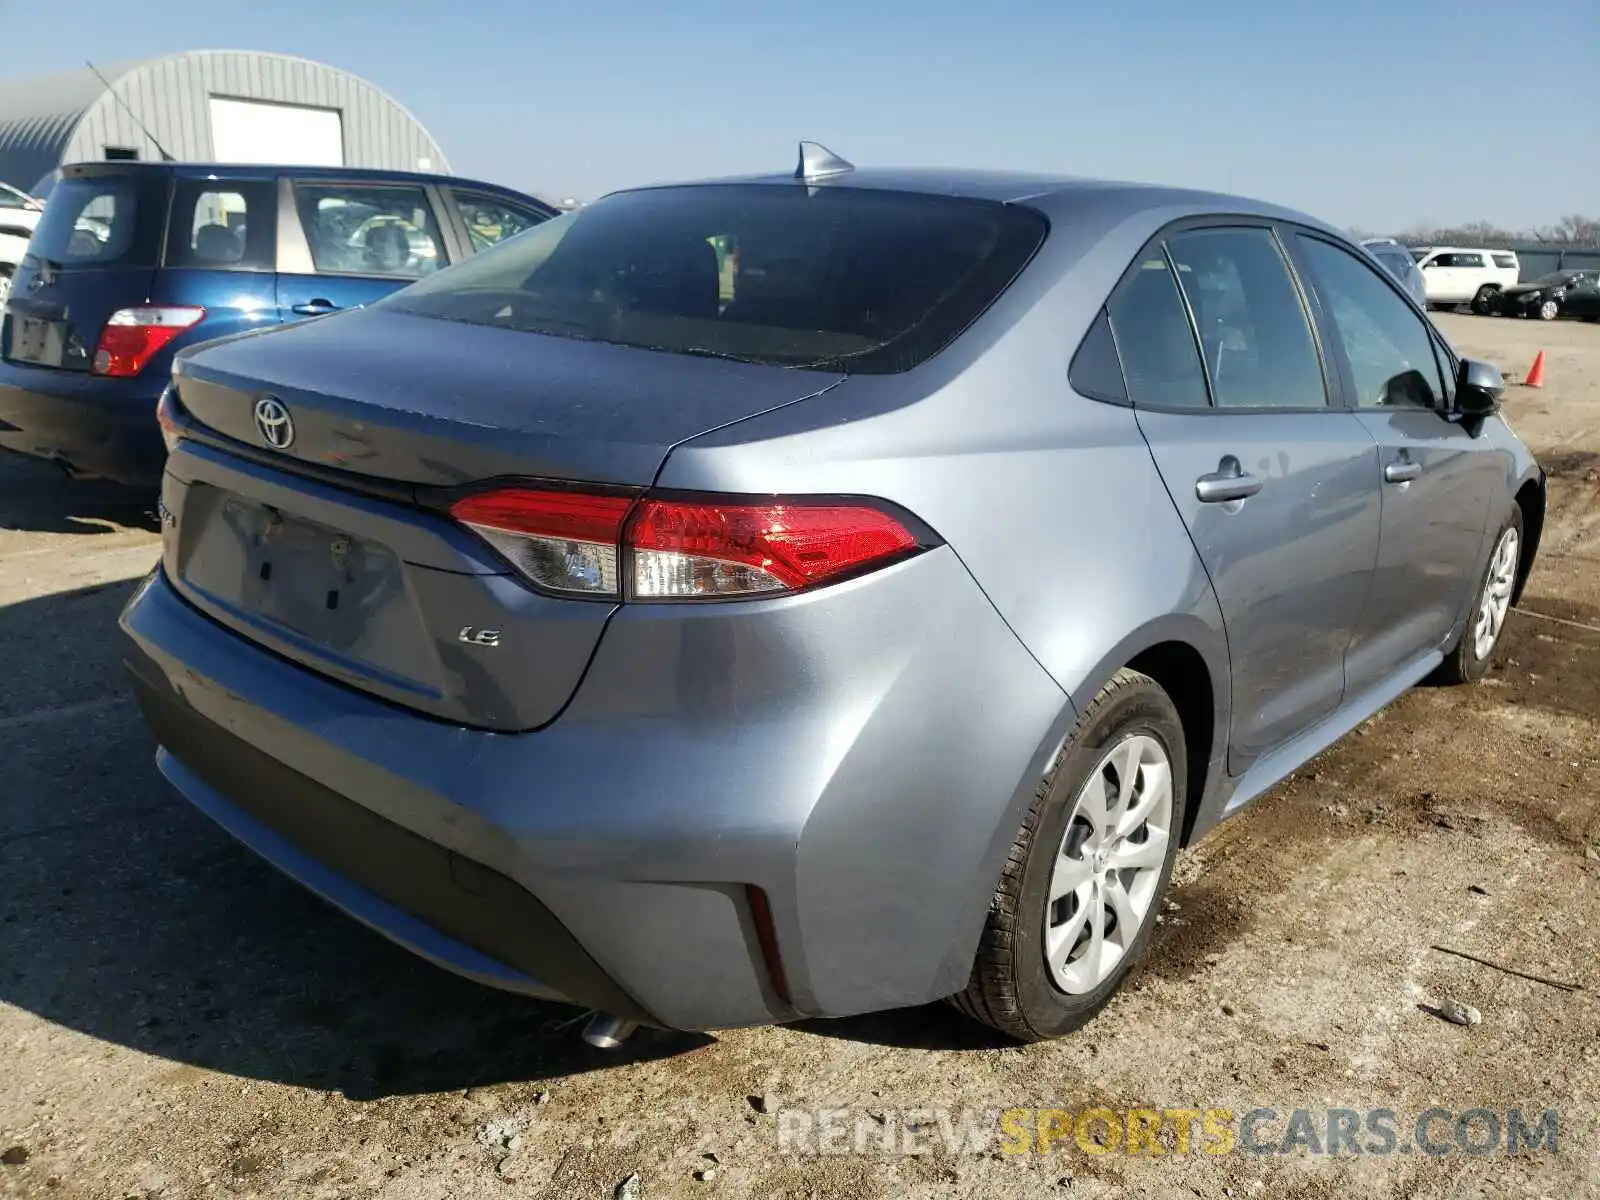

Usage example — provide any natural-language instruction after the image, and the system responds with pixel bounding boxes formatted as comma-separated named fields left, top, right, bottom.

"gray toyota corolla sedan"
left=120, top=145, right=1545, bottom=1044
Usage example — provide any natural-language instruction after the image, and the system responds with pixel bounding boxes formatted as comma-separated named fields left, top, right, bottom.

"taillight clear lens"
left=93, top=307, right=206, bottom=377
left=628, top=499, right=920, bottom=599
left=449, top=488, right=925, bottom=601
left=449, top=488, right=633, bottom=596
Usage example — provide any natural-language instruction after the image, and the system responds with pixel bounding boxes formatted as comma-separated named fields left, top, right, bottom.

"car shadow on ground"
left=0, top=452, right=159, bottom=535
left=0, top=578, right=709, bottom=1102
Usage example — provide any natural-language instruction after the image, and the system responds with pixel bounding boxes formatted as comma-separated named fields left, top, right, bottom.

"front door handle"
left=291, top=299, right=341, bottom=316
left=1384, top=460, right=1422, bottom=484
left=1195, top=457, right=1264, bottom=503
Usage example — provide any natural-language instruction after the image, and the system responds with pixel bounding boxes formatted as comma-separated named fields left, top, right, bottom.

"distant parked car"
left=1409, top=246, right=1520, bottom=313
left=1493, top=269, right=1600, bottom=322
left=121, top=150, right=1547, bottom=1045
left=1360, top=238, right=1427, bottom=307
left=0, top=180, right=46, bottom=307
left=0, top=162, right=556, bottom=485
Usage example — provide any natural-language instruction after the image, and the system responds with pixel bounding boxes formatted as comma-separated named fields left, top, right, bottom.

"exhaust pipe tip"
left=581, top=1014, right=639, bottom=1050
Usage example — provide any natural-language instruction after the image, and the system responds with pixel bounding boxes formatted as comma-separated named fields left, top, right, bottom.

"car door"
left=1564, top=274, right=1600, bottom=318
left=1419, top=252, right=1466, bottom=304
left=1117, top=225, right=1383, bottom=774
left=275, top=178, right=453, bottom=321
left=1291, top=233, right=1504, bottom=696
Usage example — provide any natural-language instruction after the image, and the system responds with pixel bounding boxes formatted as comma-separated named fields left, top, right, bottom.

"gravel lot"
left=1, top=313, right=1596, bottom=1200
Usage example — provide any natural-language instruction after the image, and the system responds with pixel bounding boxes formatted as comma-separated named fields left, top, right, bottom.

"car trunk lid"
left=164, top=308, right=843, bottom=728
left=174, top=305, right=845, bottom=487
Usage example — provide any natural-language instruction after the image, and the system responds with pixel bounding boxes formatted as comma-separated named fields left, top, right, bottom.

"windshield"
left=0, top=182, right=36, bottom=210
left=381, top=184, right=1048, bottom=374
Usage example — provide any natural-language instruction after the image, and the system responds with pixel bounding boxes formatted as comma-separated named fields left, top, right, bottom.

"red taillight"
left=155, top=384, right=183, bottom=452
left=448, top=487, right=925, bottom=601
left=628, top=498, right=919, bottom=598
left=92, top=307, right=205, bottom=378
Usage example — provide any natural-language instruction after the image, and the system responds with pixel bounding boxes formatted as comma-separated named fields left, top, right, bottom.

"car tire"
left=1538, top=299, right=1560, bottom=321
left=950, top=669, right=1187, bottom=1042
left=1433, top=505, right=1524, bottom=686
left=1471, top=285, right=1499, bottom=315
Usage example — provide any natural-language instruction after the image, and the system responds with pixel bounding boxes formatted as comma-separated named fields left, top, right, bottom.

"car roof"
left=56, top=159, right=546, bottom=204
left=620, top=166, right=1340, bottom=232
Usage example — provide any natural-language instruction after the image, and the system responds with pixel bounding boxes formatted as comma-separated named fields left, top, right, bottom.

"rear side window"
left=1492, top=253, right=1517, bottom=269
left=166, top=179, right=276, bottom=270
left=1166, top=228, right=1327, bottom=410
left=381, top=184, right=1048, bottom=374
left=1106, top=254, right=1210, bottom=409
left=452, top=190, right=551, bottom=252
left=294, top=184, right=446, bottom=279
left=25, top=175, right=166, bottom=268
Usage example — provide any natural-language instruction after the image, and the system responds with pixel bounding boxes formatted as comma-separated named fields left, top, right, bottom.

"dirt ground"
left=1, top=313, right=1596, bottom=1200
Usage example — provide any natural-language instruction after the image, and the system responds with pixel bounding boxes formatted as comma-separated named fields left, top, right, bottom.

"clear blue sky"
left=7, top=0, right=1596, bottom=232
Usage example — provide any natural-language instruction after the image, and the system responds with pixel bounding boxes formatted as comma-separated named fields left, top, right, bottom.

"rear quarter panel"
left=659, top=188, right=1245, bottom=845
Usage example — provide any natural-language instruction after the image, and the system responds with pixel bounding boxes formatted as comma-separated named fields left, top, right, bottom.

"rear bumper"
left=120, top=547, right=1070, bottom=1030
left=0, top=359, right=164, bottom=485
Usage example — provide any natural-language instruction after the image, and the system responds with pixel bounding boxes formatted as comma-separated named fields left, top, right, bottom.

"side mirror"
left=1454, top=357, right=1503, bottom=417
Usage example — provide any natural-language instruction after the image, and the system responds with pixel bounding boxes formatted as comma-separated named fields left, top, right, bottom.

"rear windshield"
left=381, top=184, right=1048, bottom=373
left=25, top=175, right=167, bottom=269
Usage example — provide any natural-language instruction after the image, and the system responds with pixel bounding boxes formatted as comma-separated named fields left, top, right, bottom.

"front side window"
left=1165, top=228, right=1327, bottom=409
left=452, top=190, right=551, bottom=252
left=294, top=184, right=446, bottom=279
left=1105, top=254, right=1210, bottom=408
left=382, top=184, right=1047, bottom=374
left=1297, top=236, right=1444, bottom=411
left=166, top=179, right=276, bottom=269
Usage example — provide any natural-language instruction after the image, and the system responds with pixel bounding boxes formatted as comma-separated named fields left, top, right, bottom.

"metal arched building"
left=0, top=51, right=449, bottom=193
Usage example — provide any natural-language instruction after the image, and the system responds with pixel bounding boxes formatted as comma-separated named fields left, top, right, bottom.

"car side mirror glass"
left=1454, top=357, right=1503, bottom=417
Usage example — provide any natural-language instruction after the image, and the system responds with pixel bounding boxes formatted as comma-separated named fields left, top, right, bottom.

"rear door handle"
left=291, top=299, right=341, bottom=316
left=1195, top=463, right=1264, bottom=503
left=1384, top=460, right=1422, bottom=484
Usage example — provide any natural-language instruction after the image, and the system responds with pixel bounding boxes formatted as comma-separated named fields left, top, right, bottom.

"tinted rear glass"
left=26, top=175, right=167, bottom=268
left=382, top=185, right=1048, bottom=373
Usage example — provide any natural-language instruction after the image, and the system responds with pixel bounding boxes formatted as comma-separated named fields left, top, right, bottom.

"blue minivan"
left=0, top=161, right=556, bottom=486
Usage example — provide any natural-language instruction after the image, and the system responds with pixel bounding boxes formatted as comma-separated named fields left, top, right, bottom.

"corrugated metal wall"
left=0, top=51, right=448, bottom=189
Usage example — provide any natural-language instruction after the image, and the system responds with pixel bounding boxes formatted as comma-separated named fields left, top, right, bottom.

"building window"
left=103, top=146, right=140, bottom=161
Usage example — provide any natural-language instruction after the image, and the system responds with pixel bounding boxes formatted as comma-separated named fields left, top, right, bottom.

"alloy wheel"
left=1044, top=734, right=1173, bottom=994
left=1473, top=526, right=1520, bottom=661
left=1539, top=300, right=1559, bottom=321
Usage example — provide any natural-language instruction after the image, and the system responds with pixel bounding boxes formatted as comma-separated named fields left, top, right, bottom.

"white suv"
left=1410, top=246, right=1521, bottom=313
left=0, top=181, right=46, bottom=307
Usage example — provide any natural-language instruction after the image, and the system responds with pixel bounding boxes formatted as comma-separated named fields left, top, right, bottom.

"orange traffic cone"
left=1523, top=351, right=1546, bottom=388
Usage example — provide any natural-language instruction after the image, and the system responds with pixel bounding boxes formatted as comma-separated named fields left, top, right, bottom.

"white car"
left=0, top=181, right=46, bottom=307
left=1410, top=246, right=1521, bottom=313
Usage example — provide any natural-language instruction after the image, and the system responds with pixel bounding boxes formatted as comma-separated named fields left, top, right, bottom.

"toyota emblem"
left=254, top=396, right=295, bottom=449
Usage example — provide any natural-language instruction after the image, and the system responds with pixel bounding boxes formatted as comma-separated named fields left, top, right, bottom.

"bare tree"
left=1393, top=215, right=1599, bottom=247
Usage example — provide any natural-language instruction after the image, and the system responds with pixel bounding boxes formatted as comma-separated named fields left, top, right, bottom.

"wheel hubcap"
left=1044, top=734, right=1174, bottom=995
left=1473, top=527, right=1519, bottom=661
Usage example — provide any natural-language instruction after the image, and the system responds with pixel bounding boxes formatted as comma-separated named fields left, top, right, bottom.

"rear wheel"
left=1434, top=507, right=1523, bottom=685
left=1471, top=285, right=1499, bottom=315
left=951, top=669, right=1186, bottom=1042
